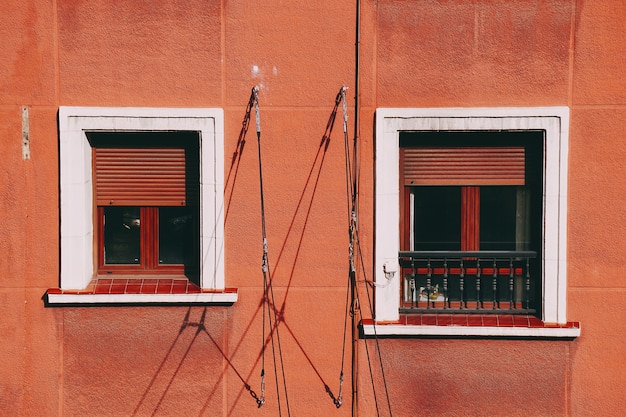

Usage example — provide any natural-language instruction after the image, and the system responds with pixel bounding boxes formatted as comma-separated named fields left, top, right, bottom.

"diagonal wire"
left=254, top=86, right=291, bottom=417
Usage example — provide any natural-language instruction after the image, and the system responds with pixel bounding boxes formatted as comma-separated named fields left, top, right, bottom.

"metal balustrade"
left=398, top=251, right=537, bottom=314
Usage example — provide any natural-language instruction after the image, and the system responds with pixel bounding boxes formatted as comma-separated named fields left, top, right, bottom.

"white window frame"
left=371, top=107, right=576, bottom=337
left=51, top=107, right=235, bottom=304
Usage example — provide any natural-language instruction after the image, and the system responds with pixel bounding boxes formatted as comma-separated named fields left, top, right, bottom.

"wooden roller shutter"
left=94, top=147, right=187, bottom=206
left=402, top=147, right=525, bottom=186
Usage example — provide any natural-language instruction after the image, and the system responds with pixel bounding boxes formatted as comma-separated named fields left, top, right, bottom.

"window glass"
left=159, top=206, right=193, bottom=265
left=410, top=185, right=531, bottom=252
left=103, top=206, right=141, bottom=264
left=412, top=186, right=460, bottom=251
left=479, top=186, right=518, bottom=251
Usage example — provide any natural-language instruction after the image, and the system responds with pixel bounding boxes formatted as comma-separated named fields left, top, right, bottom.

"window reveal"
left=399, top=131, right=543, bottom=312
left=89, top=131, right=200, bottom=277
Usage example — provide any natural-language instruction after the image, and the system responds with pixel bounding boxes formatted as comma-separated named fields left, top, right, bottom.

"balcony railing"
left=398, top=251, right=538, bottom=314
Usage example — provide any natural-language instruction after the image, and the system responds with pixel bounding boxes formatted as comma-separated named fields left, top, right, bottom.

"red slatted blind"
left=94, top=147, right=187, bottom=206
left=402, top=147, right=525, bottom=185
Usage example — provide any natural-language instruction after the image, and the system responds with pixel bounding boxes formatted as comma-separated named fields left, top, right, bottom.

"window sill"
left=361, top=314, right=580, bottom=339
left=44, top=278, right=238, bottom=306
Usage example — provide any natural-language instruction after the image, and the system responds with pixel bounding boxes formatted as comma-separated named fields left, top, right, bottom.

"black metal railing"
left=398, top=251, right=537, bottom=314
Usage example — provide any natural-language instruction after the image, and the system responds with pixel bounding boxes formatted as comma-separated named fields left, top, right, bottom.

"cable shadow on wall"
left=170, top=89, right=346, bottom=415
left=225, top=89, right=348, bottom=414
left=224, top=91, right=255, bottom=225
left=131, top=307, right=262, bottom=417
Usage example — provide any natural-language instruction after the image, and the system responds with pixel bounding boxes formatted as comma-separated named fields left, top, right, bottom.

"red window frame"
left=399, top=139, right=528, bottom=252
left=401, top=185, right=487, bottom=251
left=96, top=207, right=186, bottom=276
left=89, top=131, right=200, bottom=278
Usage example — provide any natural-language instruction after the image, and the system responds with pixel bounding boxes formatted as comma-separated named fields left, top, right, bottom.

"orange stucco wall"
left=1, top=1, right=624, bottom=416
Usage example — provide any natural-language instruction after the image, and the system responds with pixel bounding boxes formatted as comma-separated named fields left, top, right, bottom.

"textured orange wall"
left=377, top=1, right=572, bottom=107
left=1, top=2, right=61, bottom=415
left=568, top=1, right=626, bottom=416
left=57, top=0, right=223, bottom=107
left=568, top=108, right=626, bottom=416
left=1, top=0, right=625, bottom=416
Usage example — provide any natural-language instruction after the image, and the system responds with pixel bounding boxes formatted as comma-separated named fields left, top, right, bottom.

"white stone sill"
left=45, top=291, right=238, bottom=306
left=361, top=323, right=580, bottom=339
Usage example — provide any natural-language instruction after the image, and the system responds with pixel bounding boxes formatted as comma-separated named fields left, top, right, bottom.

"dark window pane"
left=159, top=207, right=193, bottom=265
left=103, top=207, right=140, bottom=264
left=480, top=186, right=517, bottom=250
left=413, top=187, right=461, bottom=251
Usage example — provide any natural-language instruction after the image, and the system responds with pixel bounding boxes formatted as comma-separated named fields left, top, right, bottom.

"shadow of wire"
left=131, top=308, right=202, bottom=416
left=214, top=89, right=350, bottom=415
left=131, top=307, right=265, bottom=417
left=224, top=90, right=255, bottom=224
left=131, top=90, right=348, bottom=416
left=237, top=89, right=347, bottom=413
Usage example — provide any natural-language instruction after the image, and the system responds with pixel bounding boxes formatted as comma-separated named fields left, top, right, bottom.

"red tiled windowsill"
left=361, top=314, right=580, bottom=339
left=45, top=278, right=238, bottom=306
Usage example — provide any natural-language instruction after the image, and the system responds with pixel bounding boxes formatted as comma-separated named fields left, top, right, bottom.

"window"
left=370, top=107, right=579, bottom=338
left=89, top=132, right=199, bottom=278
left=48, top=107, right=236, bottom=305
left=399, top=132, right=542, bottom=314
left=401, top=132, right=541, bottom=251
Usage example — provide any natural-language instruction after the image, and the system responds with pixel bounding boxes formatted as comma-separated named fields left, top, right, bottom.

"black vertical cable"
left=254, top=86, right=291, bottom=416
left=353, top=0, right=361, bottom=209
left=351, top=2, right=392, bottom=415
left=337, top=85, right=351, bottom=409
left=254, top=85, right=267, bottom=409
left=351, top=1, right=362, bottom=416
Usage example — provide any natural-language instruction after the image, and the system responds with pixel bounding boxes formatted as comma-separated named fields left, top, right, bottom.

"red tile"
left=125, top=282, right=142, bottom=293
left=497, top=315, right=515, bottom=327
left=421, top=315, right=438, bottom=326
left=171, top=281, right=188, bottom=294
left=156, top=280, right=173, bottom=294
left=50, top=278, right=241, bottom=299
left=188, top=283, right=202, bottom=293
left=365, top=313, right=578, bottom=331
left=109, top=283, right=126, bottom=294
left=452, top=315, right=468, bottom=326
left=513, top=315, right=530, bottom=327
left=437, top=314, right=453, bottom=326
left=141, top=284, right=157, bottom=294
left=482, top=315, right=498, bottom=326
left=94, top=284, right=111, bottom=294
